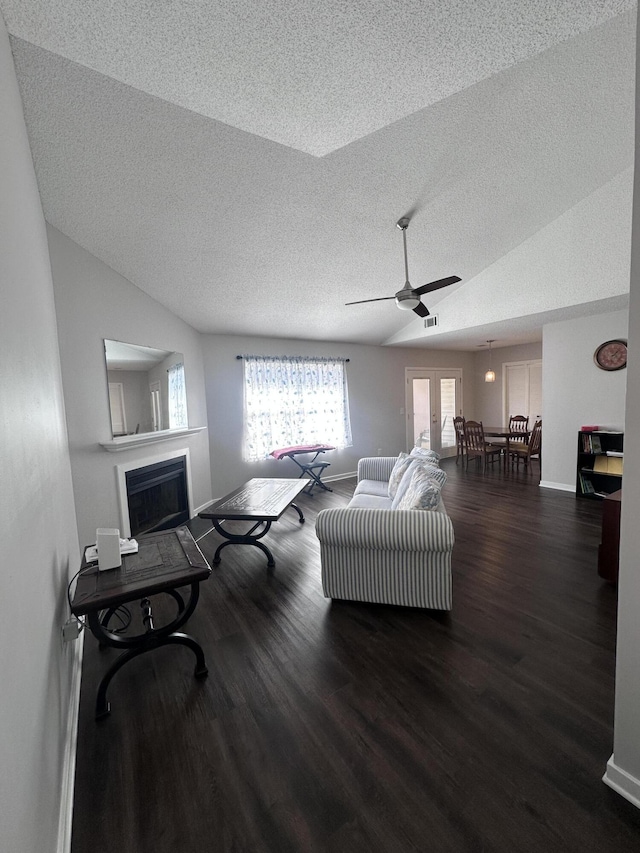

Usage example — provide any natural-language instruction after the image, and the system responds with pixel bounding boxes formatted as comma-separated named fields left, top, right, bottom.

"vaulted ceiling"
left=2, top=1, right=636, bottom=349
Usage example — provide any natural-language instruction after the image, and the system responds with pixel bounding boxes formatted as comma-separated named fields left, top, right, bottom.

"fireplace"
left=124, top=455, right=189, bottom=538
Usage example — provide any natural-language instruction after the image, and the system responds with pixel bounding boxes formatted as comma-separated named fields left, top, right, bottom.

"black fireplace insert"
left=125, top=456, right=189, bottom=538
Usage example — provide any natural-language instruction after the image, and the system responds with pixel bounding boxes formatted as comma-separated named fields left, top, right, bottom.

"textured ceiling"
left=2, top=0, right=634, bottom=156
left=2, top=0, right=637, bottom=348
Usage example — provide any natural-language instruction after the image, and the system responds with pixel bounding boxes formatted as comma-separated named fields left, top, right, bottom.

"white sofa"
left=315, top=452, right=455, bottom=610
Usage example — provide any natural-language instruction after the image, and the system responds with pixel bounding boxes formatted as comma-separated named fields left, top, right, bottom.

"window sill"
left=100, top=427, right=207, bottom=452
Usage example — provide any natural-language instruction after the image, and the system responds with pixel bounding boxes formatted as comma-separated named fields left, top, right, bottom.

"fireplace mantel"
left=100, top=426, right=206, bottom=453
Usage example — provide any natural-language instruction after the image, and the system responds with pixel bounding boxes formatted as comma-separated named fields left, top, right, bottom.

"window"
left=167, top=362, right=187, bottom=429
left=242, top=355, right=352, bottom=461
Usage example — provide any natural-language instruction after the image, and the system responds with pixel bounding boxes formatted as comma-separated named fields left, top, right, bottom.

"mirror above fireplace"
left=104, top=339, right=188, bottom=439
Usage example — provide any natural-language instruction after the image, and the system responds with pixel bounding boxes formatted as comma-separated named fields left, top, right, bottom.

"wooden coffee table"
left=198, top=478, right=307, bottom=568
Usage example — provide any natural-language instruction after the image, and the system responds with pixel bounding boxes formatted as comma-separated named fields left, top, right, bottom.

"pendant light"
left=485, top=340, right=496, bottom=383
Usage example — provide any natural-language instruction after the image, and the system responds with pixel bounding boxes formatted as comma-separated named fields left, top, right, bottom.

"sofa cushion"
left=388, top=453, right=413, bottom=498
left=393, top=465, right=443, bottom=511
left=354, top=478, right=390, bottom=498
left=348, top=494, right=393, bottom=509
left=410, top=447, right=440, bottom=463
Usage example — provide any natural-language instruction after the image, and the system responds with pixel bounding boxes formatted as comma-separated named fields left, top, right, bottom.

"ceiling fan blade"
left=412, top=302, right=430, bottom=318
left=345, top=296, right=395, bottom=306
left=414, top=275, right=461, bottom=296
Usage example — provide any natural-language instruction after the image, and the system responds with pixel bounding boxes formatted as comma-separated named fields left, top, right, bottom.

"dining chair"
left=508, top=414, right=529, bottom=443
left=464, top=420, right=503, bottom=471
left=487, top=414, right=529, bottom=456
left=453, top=416, right=466, bottom=464
left=510, top=419, right=542, bottom=473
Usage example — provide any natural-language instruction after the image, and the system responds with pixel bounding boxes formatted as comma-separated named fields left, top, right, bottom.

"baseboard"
left=539, top=480, right=575, bottom=493
left=603, top=755, right=640, bottom=810
left=321, top=471, right=356, bottom=484
left=193, top=499, right=214, bottom=516
left=57, top=632, right=84, bottom=853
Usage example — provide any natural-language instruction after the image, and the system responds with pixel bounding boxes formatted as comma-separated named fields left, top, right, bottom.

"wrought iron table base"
left=89, top=581, right=207, bottom=720
left=211, top=503, right=305, bottom=568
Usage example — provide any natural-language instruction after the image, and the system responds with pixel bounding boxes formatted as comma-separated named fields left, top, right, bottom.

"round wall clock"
left=594, top=339, right=627, bottom=371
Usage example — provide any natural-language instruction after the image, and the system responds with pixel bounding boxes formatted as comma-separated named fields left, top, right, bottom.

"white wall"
left=0, top=17, right=80, bottom=853
left=202, top=334, right=477, bottom=496
left=541, top=311, right=628, bottom=490
left=474, top=341, right=543, bottom=425
left=48, top=227, right=213, bottom=544
left=604, top=8, right=640, bottom=809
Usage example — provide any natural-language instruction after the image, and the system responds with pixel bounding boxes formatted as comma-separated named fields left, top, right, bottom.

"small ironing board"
left=270, top=444, right=335, bottom=495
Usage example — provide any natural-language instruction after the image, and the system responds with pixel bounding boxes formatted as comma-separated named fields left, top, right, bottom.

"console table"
left=71, top=527, right=211, bottom=719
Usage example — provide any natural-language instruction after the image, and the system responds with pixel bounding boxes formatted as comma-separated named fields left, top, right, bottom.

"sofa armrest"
left=357, top=456, right=397, bottom=483
left=316, top=507, right=454, bottom=552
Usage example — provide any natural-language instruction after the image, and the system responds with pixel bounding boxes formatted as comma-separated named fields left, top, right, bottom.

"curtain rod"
left=236, top=355, right=350, bottom=362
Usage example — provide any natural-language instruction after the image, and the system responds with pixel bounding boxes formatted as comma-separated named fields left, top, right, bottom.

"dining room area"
left=406, top=344, right=543, bottom=478
left=455, top=415, right=543, bottom=476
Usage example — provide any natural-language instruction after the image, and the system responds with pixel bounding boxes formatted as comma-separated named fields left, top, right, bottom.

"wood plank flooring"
left=71, top=461, right=640, bottom=852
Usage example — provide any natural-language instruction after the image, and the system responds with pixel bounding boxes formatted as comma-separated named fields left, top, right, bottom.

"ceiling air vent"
left=424, top=315, right=438, bottom=329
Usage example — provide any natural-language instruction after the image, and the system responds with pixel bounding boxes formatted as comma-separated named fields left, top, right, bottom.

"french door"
left=405, top=368, right=463, bottom=458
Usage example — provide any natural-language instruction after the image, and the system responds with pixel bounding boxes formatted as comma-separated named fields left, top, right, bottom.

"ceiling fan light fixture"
left=396, top=293, right=420, bottom=310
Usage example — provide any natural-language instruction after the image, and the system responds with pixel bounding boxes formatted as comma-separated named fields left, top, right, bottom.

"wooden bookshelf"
left=576, top=430, right=624, bottom=499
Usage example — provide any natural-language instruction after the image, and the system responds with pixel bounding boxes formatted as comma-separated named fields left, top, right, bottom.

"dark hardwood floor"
left=71, top=460, right=640, bottom=852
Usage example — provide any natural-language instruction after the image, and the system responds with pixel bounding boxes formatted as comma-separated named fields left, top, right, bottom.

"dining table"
left=482, top=426, right=530, bottom=465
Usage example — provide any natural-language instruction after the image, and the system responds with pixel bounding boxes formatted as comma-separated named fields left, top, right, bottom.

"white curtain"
left=242, top=355, right=352, bottom=461
left=167, top=362, right=187, bottom=428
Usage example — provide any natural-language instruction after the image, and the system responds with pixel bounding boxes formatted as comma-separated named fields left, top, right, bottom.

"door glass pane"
left=440, top=378, right=456, bottom=449
left=413, top=378, right=431, bottom=449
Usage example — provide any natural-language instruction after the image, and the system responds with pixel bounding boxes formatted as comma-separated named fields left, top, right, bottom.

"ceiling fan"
left=346, top=218, right=461, bottom=317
